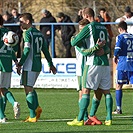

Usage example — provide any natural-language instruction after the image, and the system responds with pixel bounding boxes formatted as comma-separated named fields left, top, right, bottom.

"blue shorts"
left=116, top=70, right=133, bottom=84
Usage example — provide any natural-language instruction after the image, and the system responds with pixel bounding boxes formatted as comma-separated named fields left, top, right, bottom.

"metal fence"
left=4, top=21, right=133, bottom=57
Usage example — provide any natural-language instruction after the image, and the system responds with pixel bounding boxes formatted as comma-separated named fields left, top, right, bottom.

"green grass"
left=1, top=88, right=133, bottom=133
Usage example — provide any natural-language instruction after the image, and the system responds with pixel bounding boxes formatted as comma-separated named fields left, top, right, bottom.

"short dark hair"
left=19, top=13, right=33, bottom=23
left=99, top=8, right=106, bottom=12
left=118, top=21, right=127, bottom=30
left=56, top=12, right=65, bottom=18
left=12, top=8, right=18, bottom=11
left=125, top=6, right=131, bottom=13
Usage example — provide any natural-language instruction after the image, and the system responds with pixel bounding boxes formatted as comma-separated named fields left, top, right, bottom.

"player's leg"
left=2, top=93, right=7, bottom=115
left=112, top=70, right=126, bottom=114
left=4, top=89, right=20, bottom=119
left=76, top=65, right=91, bottom=122
left=0, top=72, right=8, bottom=122
left=89, top=88, right=103, bottom=125
left=0, top=89, right=5, bottom=123
left=77, top=76, right=90, bottom=124
left=67, top=65, right=100, bottom=126
left=103, top=90, right=113, bottom=126
left=33, top=89, right=42, bottom=120
left=112, top=84, right=123, bottom=114
left=67, top=65, right=91, bottom=126
left=0, top=72, right=20, bottom=119
left=67, top=88, right=91, bottom=126
left=21, top=71, right=41, bottom=122
left=99, top=66, right=113, bottom=125
left=24, top=85, right=37, bottom=122
left=3, top=88, right=21, bottom=119
left=78, top=88, right=90, bottom=121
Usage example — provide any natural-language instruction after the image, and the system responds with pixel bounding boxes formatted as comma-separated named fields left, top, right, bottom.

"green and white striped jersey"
left=19, top=27, right=53, bottom=72
left=71, top=21, right=110, bottom=66
left=0, top=27, right=17, bottom=72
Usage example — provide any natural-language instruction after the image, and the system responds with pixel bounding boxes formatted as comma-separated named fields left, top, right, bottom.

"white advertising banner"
left=11, top=58, right=77, bottom=88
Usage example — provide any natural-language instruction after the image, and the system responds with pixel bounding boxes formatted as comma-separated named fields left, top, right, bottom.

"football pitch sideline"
left=0, top=88, right=133, bottom=133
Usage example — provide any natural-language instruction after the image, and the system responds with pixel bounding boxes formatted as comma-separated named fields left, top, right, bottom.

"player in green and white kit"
left=67, top=8, right=113, bottom=126
left=0, top=15, right=20, bottom=123
left=17, top=13, right=56, bottom=122
left=75, top=19, right=105, bottom=125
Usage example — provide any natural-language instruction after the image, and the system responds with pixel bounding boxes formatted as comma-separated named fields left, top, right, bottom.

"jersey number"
left=99, top=31, right=105, bottom=41
left=35, top=37, right=43, bottom=53
left=127, top=39, right=133, bottom=51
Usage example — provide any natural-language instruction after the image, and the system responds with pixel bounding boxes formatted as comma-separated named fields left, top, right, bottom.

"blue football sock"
left=116, top=90, right=122, bottom=110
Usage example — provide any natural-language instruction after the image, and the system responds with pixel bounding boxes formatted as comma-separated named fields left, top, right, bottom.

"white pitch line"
left=0, top=122, right=14, bottom=124
left=38, top=118, right=73, bottom=122
left=113, top=115, right=133, bottom=118
left=1, top=116, right=133, bottom=124
left=0, top=118, right=73, bottom=124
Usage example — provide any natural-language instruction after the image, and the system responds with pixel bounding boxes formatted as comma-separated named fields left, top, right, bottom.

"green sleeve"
left=71, top=24, right=91, bottom=46
left=76, top=44, right=100, bottom=56
left=18, top=47, right=30, bottom=66
left=42, top=41, right=53, bottom=67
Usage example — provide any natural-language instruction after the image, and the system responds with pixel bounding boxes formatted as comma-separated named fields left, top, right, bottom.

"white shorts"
left=20, top=71, right=40, bottom=87
left=0, top=72, right=11, bottom=89
left=83, top=65, right=111, bottom=90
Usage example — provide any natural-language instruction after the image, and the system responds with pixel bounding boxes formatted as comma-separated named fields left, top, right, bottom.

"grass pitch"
left=1, top=88, right=133, bottom=133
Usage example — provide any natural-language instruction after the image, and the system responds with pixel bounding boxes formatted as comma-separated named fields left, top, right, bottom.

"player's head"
left=82, top=8, right=95, bottom=21
left=56, top=12, right=65, bottom=22
left=0, top=14, right=4, bottom=26
left=118, top=21, right=127, bottom=33
left=19, top=13, right=33, bottom=30
left=124, top=6, right=132, bottom=18
left=11, top=8, right=19, bottom=17
left=78, top=19, right=90, bottom=31
left=41, top=8, right=49, bottom=17
left=99, top=8, right=106, bottom=18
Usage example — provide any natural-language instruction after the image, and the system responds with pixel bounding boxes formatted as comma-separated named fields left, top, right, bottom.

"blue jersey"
left=114, top=33, right=133, bottom=71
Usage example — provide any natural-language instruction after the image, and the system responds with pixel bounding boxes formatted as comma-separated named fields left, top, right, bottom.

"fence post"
left=51, top=24, right=55, bottom=58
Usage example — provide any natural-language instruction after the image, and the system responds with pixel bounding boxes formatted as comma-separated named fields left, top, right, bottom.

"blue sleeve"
left=114, top=35, right=122, bottom=57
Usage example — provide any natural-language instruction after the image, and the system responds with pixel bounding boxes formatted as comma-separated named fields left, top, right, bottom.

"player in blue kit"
left=113, top=21, right=133, bottom=114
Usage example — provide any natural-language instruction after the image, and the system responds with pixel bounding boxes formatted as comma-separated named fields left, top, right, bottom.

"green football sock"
left=79, top=99, right=88, bottom=121
left=89, top=97, right=100, bottom=117
left=33, top=90, right=39, bottom=109
left=0, top=97, right=5, bottom=119
left=83, top=110, right=88, bottom=121
left=105, top=94, right=113, bottom=120
left=5, top=91, right=15, bottom=106
left=2, top=96, right=7, bottom=114
left=26, top=92, right=36, bottom=118
left=77, top=94, right=90, bottom=121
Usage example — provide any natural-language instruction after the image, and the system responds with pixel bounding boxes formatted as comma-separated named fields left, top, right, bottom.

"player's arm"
left=71, top=24, right=91, bottom=46
left=114, top=36, right=122, bottom=57
left=42, top=39, right=56, bottom=74
left=113, top=36, right=122, bottom=64
left=12, top=49, right=18, bottom=65
left=18, top=32, right=30, bottom=66
left=76, top=39, right=106, bottom=56
left=76, top=44, right=100, bottom=56
left=42, top=39, right=53, bottom=67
